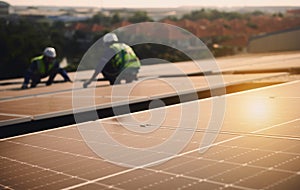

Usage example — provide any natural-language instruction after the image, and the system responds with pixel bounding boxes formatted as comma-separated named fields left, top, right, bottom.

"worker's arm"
left=83, top=59, right=106, bottom=88
left=54, top=60, right=72, bottom=82
left=22, top=61, right=38, bottom=88
left=83, top=48, right=115, bottom=88
left=28, top=60, right=38, bottom=73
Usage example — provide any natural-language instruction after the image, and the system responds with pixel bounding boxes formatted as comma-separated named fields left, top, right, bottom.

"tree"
left=181, top=9, right=243, bottom=21
left=90, top=12, right=110, bottom=26
left=0, top=17, right=75, bottom=79
left=111, top=12, right=121, bottom=24
left=163, top=15, right=178, bottom=21
left=182, top=9, right=207, bottom=20
left=128, top=11, right=153, bottom=23
left=251, top=10, right=264, bottom=16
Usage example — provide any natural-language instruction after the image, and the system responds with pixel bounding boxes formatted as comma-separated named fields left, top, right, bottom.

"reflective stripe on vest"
left=109, top=43, right=141, bottom=70
left=31, top=55, right=54, bottom=75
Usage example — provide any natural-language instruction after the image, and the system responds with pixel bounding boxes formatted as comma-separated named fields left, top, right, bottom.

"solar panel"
left=0, top=113, right=31, bottom=127
left=0, top=73, right=287, bottom=127
left=2, top=51, right=299, bottom=101
left=219, top=52, right=300, bottom=74
left=1, top=81, right=299, bottom=189
left=217, top=51, right=300, bottom=66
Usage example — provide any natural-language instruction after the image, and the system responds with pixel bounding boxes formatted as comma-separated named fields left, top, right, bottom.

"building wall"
left=0, top=1, right=14, bottom=16
left=248, top=28, right=300, bottom=53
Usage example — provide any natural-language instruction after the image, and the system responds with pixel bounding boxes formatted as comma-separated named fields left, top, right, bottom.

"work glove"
left=83, top=80, right=91, bottom=88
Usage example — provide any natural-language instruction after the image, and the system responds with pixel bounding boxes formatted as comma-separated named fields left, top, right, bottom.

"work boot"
left=64, top=77, right=72, bottom=83
left=21, top=83, right=28, bottom=89
left=30, top=83, right=37, bottom=88
left=46, top=81, right=52, bottom=86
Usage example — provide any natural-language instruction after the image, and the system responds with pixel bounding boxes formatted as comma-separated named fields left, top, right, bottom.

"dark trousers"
left=24, top=68, right=70, bottom=88
left=102, top=67, right=139, bottom=85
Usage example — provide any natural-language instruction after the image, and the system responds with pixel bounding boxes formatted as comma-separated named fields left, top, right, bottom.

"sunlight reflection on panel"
left=247, top=97, right=269, bottom=119
left=230, top=96, right=274, bottom=128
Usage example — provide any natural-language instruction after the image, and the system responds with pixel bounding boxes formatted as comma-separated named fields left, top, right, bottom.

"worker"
left=21, top=47, right=72, bottom=89
left=83, top=33, right=141, bottom=88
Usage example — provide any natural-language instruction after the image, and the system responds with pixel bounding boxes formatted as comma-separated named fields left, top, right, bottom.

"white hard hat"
left=103, top=33, right=118, bottom=43
left=43, top=47, right=56, bottom=58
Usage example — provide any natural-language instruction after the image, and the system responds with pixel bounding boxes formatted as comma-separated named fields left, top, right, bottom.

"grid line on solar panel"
left=186, top=150, right=298, bottom=174
left=0, top=133, right=239, bottom=189
left=1, top=119, right=296, bottom=159
left=218, top=144, right=300, bottom=157
left=0, top=155, right=87, bottom=189
left=0, top=155, right=121, bottom=190
left=89, top=169, right=226, bottom=190
left=0, top=184, right=14, bottom=190
left=142, top=167, right=257, bottom=190
left=95, top=116, right=300, bottom=143
left=55, top=116, right=300, bottom=190
left=262, top=173, right=299, bottom=190
left=3, top=139, right=101, bottom=161
left=92, top=139, right=299, bottom=190
left=96, top=120, right=300, bottom=142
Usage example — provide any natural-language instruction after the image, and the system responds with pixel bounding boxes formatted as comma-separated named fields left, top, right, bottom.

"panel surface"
left=0, top=81, right=299, bottom=189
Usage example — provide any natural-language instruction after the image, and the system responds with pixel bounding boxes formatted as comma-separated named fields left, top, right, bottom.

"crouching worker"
left=83, top=33, right=140, bottom=88
left=21, top=47, right=72, bottom=89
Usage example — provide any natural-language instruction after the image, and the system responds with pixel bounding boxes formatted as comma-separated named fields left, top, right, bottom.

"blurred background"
left=1, top=0, right=299, bottom=79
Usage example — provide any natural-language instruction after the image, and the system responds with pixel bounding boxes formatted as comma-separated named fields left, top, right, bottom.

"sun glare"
left=249, top=98, right=268, bottom=117
left=242, top=97, right=273, bottom=124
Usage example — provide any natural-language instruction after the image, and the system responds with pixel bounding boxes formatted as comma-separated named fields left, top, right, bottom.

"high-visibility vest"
left=31, top=55, right=55, bottom=75
left=109, top=43, right=141, bottom=70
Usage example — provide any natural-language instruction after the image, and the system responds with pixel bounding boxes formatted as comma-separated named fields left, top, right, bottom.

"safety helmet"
left=43, top=47, right=56, bottom=58
left=103, top=33, right=118, bottom=43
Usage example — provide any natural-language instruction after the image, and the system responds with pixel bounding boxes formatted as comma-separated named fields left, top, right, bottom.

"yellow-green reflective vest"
left=31, top=55, right=54, bottom=75
left=109, top=43, right=141, bottom=70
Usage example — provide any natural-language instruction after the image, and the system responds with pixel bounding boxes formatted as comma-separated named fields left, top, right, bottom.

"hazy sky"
left=5, top=0, right=300, bottom=8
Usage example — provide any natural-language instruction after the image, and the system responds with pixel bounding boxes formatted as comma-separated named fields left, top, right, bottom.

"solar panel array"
left=0, top=52, right=299, bottom=189
left=1, top=81, right=299, bottom=190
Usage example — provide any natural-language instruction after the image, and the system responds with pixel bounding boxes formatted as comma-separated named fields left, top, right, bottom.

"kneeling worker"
left=21, top=47, right=72, bottom=89
left=83, top=33, right=141, bottom=88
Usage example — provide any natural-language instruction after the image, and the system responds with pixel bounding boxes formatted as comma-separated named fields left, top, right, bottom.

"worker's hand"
left=64, top=79, right=73, bottom=83
left=83, top=80, right=91, bottom=88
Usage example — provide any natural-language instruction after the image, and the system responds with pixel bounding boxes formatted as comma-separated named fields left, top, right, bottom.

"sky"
left=4, top=0, right=300, bottom=8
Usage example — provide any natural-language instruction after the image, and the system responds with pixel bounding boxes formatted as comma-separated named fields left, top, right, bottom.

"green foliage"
left=87, top=12, right=122, bottom=26
left=0, top=18, right=54, bottom=79
left=89, top=12, right=111, bottom=26
left=163, top=15, right=179, bottom=21
left=128, top=11, right=153, bottom=23
left=111, top=12, right=121, bottom=24
left=0, top=18, right=92, bottom=79
left=182, top=9, right=244, bottom=21
left=251, top=10, right=264, bottom=16
left=273, top=12, right=284, bottom=18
